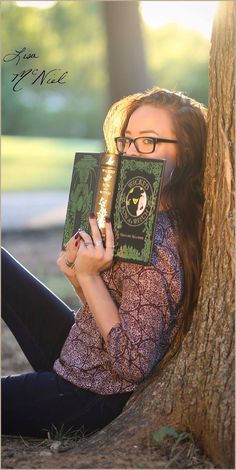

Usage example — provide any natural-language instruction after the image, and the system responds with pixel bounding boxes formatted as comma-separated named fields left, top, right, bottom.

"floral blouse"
left=53, top=211, right=184, bottom=395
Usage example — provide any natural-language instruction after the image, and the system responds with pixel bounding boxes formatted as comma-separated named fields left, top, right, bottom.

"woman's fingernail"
left=105, top=216, right=111, bottom=223
left=89, top=212, right=96, bottom=219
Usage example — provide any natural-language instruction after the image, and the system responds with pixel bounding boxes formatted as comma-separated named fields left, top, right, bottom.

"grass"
left=45, top=424, right=87, bottom=445
left=2, top=135, right=103, bottom=191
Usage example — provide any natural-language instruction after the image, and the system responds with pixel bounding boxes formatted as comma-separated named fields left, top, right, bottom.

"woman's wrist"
left=66, top=270, right=82, bottom=289
left=65, top=271, right=86, bottom=303
left=76, top=272, right=101, bottom=285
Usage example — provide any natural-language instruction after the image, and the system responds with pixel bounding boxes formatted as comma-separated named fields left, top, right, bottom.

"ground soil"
left=2, top=229, right=216, bottom=469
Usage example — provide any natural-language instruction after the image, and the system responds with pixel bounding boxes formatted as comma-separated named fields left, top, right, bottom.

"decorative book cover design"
left=62, top=152, right=165, bottom=264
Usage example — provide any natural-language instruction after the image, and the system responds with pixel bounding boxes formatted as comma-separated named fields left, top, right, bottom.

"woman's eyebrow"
left=125, top=130, right=160, bottom=136
left=140, top=130, right=160, bottom=135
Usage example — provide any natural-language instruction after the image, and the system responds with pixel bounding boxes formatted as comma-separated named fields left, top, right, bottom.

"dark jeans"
left=1, top=247, right=132, bottom=437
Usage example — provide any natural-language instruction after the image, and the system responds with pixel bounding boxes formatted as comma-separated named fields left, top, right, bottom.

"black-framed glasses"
left=115, top=136, right=178, bottom=154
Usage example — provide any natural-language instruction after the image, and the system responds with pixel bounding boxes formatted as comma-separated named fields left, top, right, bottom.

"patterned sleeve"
left=106, top=219, right=184, bottom=383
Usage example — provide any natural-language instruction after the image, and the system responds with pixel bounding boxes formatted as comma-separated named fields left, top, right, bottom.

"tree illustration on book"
left=63, top=156, right=99, bottom=243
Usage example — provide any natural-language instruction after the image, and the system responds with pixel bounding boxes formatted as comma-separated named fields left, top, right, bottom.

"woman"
left=1, top=87, right=207, bottom=437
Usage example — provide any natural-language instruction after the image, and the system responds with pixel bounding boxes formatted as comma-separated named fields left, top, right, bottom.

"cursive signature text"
left=3, top=47, right=39, bottom=66
left=3, top=47, right=68, bottom=92
left=11, top=68, right=68, bottom=92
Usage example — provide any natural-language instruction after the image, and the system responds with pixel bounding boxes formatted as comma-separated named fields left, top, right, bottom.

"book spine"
left=93, top=153, right=119, bottom=238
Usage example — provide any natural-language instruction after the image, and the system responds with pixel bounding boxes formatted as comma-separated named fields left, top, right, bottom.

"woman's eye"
left=143, top=138, right=154, bottom=145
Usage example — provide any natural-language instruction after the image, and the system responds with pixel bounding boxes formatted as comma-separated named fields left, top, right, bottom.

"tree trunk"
left=103, top=1, right=150, bottom=103
left=77, top=2, right=235, bottom=467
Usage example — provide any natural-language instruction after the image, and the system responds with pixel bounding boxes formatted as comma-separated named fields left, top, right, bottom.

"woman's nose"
left=125, top=142, right=140, bottom=156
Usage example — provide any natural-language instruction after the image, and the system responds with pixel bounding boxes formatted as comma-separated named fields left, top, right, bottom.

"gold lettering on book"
left=97, top=197, right=107, bottom=230
left=106, top=155, right=115, bottom=165
left=94, top=154, right=119, bottom=236
left=119, top=233, right=144, bottom=240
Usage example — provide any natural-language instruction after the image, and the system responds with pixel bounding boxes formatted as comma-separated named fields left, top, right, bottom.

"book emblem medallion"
left=121, top=176, right=153, bottom=227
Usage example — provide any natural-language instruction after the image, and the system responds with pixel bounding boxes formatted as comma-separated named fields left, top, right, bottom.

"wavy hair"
left=103, top=87, right=207, bottom=335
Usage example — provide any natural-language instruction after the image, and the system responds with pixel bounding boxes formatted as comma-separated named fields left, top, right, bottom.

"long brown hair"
left=103, top=87, right=207, bottom=335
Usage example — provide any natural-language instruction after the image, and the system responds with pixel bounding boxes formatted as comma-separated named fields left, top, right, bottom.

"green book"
left=62, top=152, right=165, bottom=265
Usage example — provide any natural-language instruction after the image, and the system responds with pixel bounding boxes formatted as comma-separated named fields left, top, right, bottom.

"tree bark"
left=77, top=2, right=235, bottom=467
left=103, top=1, right=150, bottom=103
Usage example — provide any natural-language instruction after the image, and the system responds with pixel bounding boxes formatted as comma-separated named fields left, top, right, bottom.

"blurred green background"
left=1, top=0, right=218, bottom=317
left=2, top=0, right=217, bottom=191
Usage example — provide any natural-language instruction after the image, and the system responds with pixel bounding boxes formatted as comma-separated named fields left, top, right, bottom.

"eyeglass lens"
left=116, top=137, right=155, bottom=154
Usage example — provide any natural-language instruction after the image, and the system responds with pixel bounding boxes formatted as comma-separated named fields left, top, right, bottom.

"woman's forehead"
left=126, top=105, right=175, bottom=135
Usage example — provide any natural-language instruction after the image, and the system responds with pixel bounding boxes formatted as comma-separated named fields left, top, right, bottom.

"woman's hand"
left=56, top=231, right=87, bottom=303
left=56, top=231, right=81, bottom=278
left=74, top=213, right=114, bottom=280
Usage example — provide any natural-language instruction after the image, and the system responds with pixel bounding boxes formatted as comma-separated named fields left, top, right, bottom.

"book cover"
left=62, top=152, right=165, bottom=264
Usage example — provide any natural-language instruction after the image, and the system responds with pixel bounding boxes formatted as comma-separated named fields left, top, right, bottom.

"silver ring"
left=94, top=240, right=103, bottom=247
left=106, top=245, right=115, bottom=249
left=84, top=242, right=93, bottom=247
left=65, top=259, right=75, bottom=268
